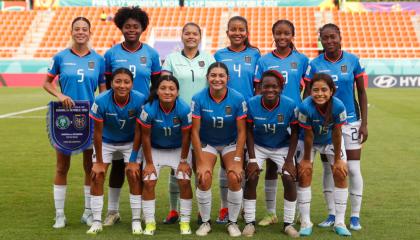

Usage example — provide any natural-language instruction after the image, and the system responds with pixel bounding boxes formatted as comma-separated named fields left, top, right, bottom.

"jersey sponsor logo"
left=341, top=64, right=347, bottom=73
left=298, top=113, right=307, bottom=123
left=242, top=101, right=247, bottom=113
left=190, top=101, right=195, bottom=112
left=221, top=59, right=233, bottom=62
left=225, top=106, right=232, bottom=115
left=198, top=61, right=205, bottom=67
left=73, top=114, right=87, bottom=130
left=202, top=109, right=213, bottom=112
left=339, top=111, right=347, bottom=122
left=140, top=110, right=148, bottom=121
left=88, top=61, right=95, bottom=70
left=277, top=114, right=284, bottom=124
left=128, top=109, right=136, bottom=118
left=254, top=117, right=266, bottom=120
left=245, top=56, right=251, bottom=63
left=48, top=59, right=54, bottom=71
left=56, top=115, right=70, bottom=130
left=291, top=62, right=297, bottom=69
left=116, top=59, right=127, bottom=62
left=305, top=65, right=311, bottom=75
left=268, top=65, right=280, bottom=69
left=63, top=62, right=76, bottom=66
left=140, top=56, right=147, bottom=64
left=91, top=103, right=98, bottom=113
left=372, top=75, right=398, bottom=88
left=187, top=112, right=192, bottom=123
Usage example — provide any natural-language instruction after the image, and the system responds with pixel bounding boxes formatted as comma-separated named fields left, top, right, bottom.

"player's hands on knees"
left=282, top=160, right=297, bottom=181
left=91, top=162, right=106, bottom=178
left=297, top=159, right=312, bottom=179
left=246, top=162, right=260, bottom=180
left=125, top=162, right=140, bottom=178
left=58, top=94, right=75, bottom=109
left=142, top=163, right=157, bottom=181
left=332, top=159, right=348, bottom=178
left=359, top=125, right=368, bottom=143
left=176, top=162, right=192, bottom=180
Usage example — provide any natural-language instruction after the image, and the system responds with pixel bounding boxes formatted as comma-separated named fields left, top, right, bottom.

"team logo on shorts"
left=225, top=106, right=232, bottom=115
left=277, top=114, right=284, bottom=124
left=140, top=56, right=147, bottom=64
left=341, top=65, right=347, bottom=73
left=245, top=56, right=251, bottom=63
left=56, top=115, right=70, bottom=130
left=73, top=114, right=87, bottom=130
left=128, top=109, right=136, bottom=118
left=291, top=62, right=297, bottom=69
left=88, top=61, right=95, bottom=70
left=198, top=61, right=205, bottom=67
left=173, top=117, right=180, bottom=125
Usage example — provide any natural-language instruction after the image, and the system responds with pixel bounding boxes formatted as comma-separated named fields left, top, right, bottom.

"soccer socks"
left=54, top=185, right=67, bottom=215
left=264, top=179, right=278, bottom=214
left=108, top=187, right=121, bottom=213
left=180, top=198, right=192, bottom=222
left=84, top=185, right=91, bottom=211
left=243, top=199, right=256, bottom=223
left=169, top=174, right=180, bottom=211
left=322, top=162, right=336, bottom=216
left=91, top=195, right=104, bottom=222
left=334, top=187, right=348, bottom=226
left=227, top=189, right=243, bottom=222
left=284, top=199, right=296, bottom=224
left=297, top=187, right=312, bottom=225
left=142, top=199, right=156, bottom=223
left=219, top=168, right=228, bottom=209
left=129, top=194, right=142, bottom=220
left=348, top=160, right=363, bottom=218
left=196, top=188, right=212, bottom=222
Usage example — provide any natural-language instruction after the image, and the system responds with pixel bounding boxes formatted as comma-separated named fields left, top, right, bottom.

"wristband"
left=248, top=158, right=257, bottom=163
left=129, top=150, right=138, bottom=163
left=233, top=156, right=241, bottom=162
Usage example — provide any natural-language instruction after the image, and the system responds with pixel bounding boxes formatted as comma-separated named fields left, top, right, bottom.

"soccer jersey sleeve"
left=298, top=105, right=311, bottom=129
left=254, top=59, right=264, bottom=82
left=47, top=54, right=61, bottom=77
left=353, top=57, right=365, bottom=79
left=191, top=95, right=201, bottom=119
left=333, top=99, right=347, bottom=127
left=246, top=101, right=254, bottom=123
left=89, top=100, right=104, bottom=122
left=304, top=61, right=316, bottom=82
left=180, top=105, right=192, bottom=129
left=151, top=50, right=162, bottom=75
left=161, top=54, right=173, bottom=73
left=137, top=105, right=153, bottom=128
left=104, top=50, right=112, bottom=76
left=289, top=102, right=298, bottom=125
left=98, top=57, right=106, bottom=85
left=236, top=97, right=248, bottom=120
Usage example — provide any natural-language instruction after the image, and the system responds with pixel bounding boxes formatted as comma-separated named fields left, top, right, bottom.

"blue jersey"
left=104, top=43, right=161, bottom=98
left=298, top=96, right=347, bottom=145
left=192, top=88, right=247, bottom=146
left=138, top=98, right=192, bottom=149
left=247, top=95, right=298, bottom=148
left=89, top=90, right=146, bottom=143
left=304, top=51, right=365, bottom=123
left=255, top=50, right=309, bottom=105
left=48, top=49, right=105, bottom=105
left=214, top=47, right=261, bottom=100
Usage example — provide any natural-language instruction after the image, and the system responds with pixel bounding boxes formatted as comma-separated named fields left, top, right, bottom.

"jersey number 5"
left=77, top=69, right=84, bottom=83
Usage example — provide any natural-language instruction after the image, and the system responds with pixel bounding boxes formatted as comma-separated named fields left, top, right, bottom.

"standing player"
left=254, top=19, right=309, bottom=226
left=43, top=17, right=106, bottom=228
left=297, top=73, right=351, bottom=236
left=103, top=6, right=161, bottom=226
left=138, top=75, right=193, bottom=235
left=304, top=23, right=368, bottom=231
left=214, top=16, right=260, bottom=224
left=192, top=62, right=247, bottom=237
left=161, top=22, right=215, bottom=224
left=87, top=68, right=146, bottom=235
left=243, top=70, right=299, bottom=238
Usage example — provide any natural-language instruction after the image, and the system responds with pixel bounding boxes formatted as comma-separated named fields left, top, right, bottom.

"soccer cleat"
left=258, top=213, right=278, bottom=226
left=318, top=214, right=335, bottom=228
left=299, top=222, right=313, bottom=236
left=86, top=221, right=103, bottom=235
left=163, top=210, right=179, bottom=224
left=349, top=216, right=362, bottom=231
left=227, top=222, right=241, bottom=237
left=334, top=223, right=352, bottom=236
left=215, top=208, right=229, bottom=224
left=196, top=221, right=211, bottom=236
left=52, top=213, right=66, bottom=229
left=81, top=209, right=93, bottom=226
left=143, top=222, right=156, bottom=235
left=132, top=219, right=142, bottom=235
left=179, top=221, right=192, bottom=235
left=284, top=225, right=299, bottom=238
left=242, top=222, right=256, bottom=237
left=103, top=211, right=121, bottom=226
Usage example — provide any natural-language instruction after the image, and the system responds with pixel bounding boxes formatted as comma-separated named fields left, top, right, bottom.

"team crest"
left=277, top=114, right=284, bottom=124
left=225, top=106, right=232, bottom=115
left=140, top=56, right=147, bottom=64
left=128, top=109, right=136, bottom=118
left=73, top=114, right=87, bottom=130
left=88, top=61, right=95, bottom=70
left=244, top=56, right=251, bottom=63
left=291, top=62, right=297, bottom=69
left=56, top=115, right=70, bottom=130
left=341, top=65, right=347, bottom=73
left=198, top=61, right=205, bottom=67
left=173, top=117, right=180, bottom=124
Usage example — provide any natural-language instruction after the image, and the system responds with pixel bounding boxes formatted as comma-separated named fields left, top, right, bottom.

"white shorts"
left=342, top=120, right=362, bottom=150
left=201, top=143, right=237, bottom=157
left=252, top=144, right=291, bottom=173
left=142, top=147, right=192, bottom=181
left=92, top=142, right=141, bottom=164
left=296, top=139, right=347, bottom=165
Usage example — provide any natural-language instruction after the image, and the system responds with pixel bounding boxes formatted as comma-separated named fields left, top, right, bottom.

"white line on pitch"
left=1, top=116, right=45, bottom=119
left=0, top=106, right=47, bottom=119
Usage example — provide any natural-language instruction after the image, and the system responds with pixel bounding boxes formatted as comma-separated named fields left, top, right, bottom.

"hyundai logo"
left=373, top=75, right=398, bottom=88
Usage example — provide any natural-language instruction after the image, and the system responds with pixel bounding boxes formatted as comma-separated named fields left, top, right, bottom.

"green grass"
left=0, top=88, right=420, bottom=239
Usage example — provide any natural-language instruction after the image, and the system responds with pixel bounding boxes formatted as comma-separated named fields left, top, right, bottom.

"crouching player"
left=87, top=68, right=146, bottom=234
left=138, top=75, right=193, bottom=235
left=297, top=73, right=351, bottom=236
